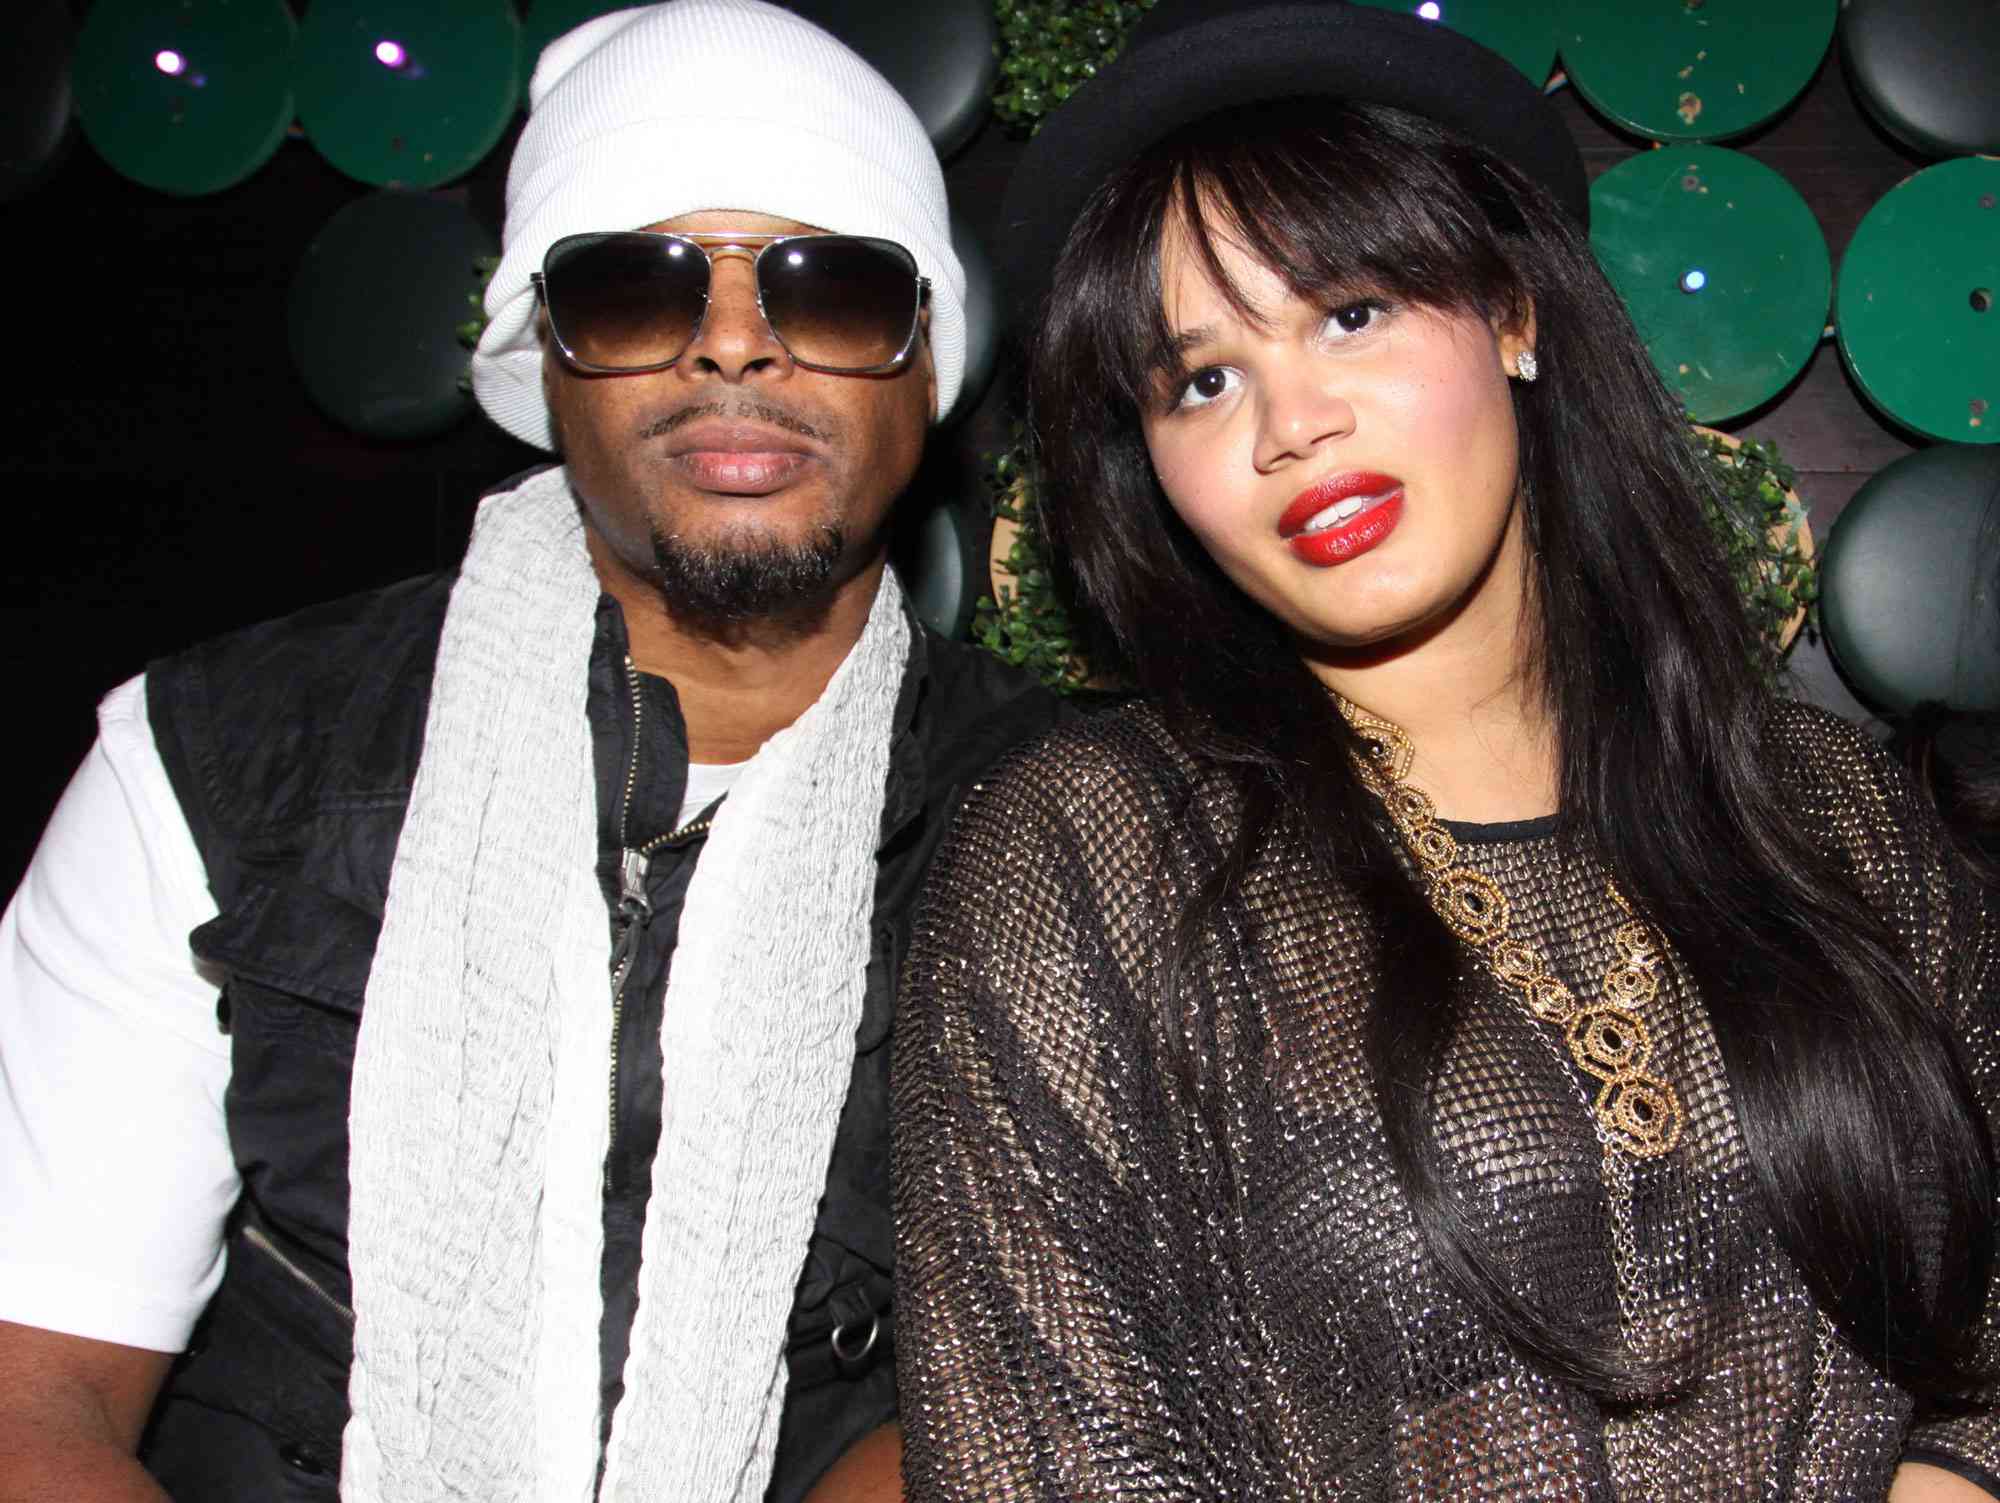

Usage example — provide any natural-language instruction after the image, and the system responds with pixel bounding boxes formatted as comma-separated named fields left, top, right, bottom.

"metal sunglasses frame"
left=530, top=229, right=931, bottom=376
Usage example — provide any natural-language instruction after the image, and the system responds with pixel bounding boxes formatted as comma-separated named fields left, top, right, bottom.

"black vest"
left=136, top=567, right=1062, bottom=1499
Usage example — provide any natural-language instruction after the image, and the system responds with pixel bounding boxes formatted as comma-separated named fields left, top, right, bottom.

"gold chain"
left=1338, top=699, right=1684, bottom=1160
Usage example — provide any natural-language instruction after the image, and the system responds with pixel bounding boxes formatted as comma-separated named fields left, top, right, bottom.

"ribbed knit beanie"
left=472, top=0, right=965, bottom=450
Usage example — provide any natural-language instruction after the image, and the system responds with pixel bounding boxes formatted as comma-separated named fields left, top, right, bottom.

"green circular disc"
left=1352, top=0, right=1562, bottom=85
left=519, top=0, right=628, bottom=105
left=297, top=0, right=519, bottom=189
left=1561, top=0, right=1835, bottom=142
left=1591, top=146, right=1830, bottom=422
left=288, top=191, right=498, bottom=439
left=1819, top=444, right=2000, bottom=713
left=73, top=0, right=295, bottom=196
left=1835, top=157, right=2000, bottom=445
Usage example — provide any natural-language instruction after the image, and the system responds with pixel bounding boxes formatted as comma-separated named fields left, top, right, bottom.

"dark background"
left=1, top=10, right=1931, bottom=895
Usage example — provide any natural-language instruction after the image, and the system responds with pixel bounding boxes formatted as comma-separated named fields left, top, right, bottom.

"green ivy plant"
left=974, top=428, right=1820, bottom=695
left=992, top=0, right=1157, bottom=135
left=973, top=439, right=1092, bottom=691
left=1693, top=429, right=1818, bottom=674
left=455, top=254, right=504, bottom=393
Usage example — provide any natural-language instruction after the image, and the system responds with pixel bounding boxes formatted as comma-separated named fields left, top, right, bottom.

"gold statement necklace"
left=1334, top=701, right=1801, bottom=1492
left=1337, top=698, right=1684, bottom=1160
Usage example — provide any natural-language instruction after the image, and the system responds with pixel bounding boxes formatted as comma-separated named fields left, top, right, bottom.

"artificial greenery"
left=972, top=438, right=1093, bottom=691
left=455, top=254, right=504, bottom=393
left=973, top=428, right=1820, bottom=695
left=1692, top=429, right=1818, bottom=672
left=992, top=0, right=1156, bottom=134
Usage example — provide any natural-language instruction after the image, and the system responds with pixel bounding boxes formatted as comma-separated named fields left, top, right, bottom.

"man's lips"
left=1277, top=471, right=1405, bottom=567
left=662, top=422, right=818, bottom=496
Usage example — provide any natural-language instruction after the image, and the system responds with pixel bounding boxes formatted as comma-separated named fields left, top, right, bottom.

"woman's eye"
left=1323, top=299, right=1387, bottom=339
left=1174, top=366, right=1240, bottom=410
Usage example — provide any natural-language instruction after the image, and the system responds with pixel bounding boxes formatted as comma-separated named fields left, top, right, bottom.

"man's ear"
left=537, top=312, right=566, bottom=451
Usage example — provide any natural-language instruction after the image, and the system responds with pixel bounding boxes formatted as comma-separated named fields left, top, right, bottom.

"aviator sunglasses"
left=531, top=230, right=929, bottom=375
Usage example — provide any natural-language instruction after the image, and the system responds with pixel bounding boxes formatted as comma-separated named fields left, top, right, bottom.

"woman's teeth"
left=1303, top=495, right=1375, bottom=534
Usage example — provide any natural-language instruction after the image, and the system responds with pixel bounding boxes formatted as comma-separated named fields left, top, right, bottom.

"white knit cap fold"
left=471, top=0, right=966, bottom=450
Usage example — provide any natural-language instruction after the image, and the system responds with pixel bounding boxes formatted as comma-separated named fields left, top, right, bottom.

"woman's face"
left=1139, top=210, right=1536, bottom=668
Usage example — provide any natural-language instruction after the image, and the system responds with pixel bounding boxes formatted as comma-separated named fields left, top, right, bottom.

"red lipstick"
left=1277, top=471, right=1404, bottom=567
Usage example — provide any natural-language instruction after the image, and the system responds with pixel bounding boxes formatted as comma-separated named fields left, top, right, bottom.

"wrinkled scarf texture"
left=343, top=467, right=907, bottom=1501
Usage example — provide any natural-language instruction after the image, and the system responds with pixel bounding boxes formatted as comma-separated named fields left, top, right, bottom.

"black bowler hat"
left=1001, top=0, right=1589, bottom=317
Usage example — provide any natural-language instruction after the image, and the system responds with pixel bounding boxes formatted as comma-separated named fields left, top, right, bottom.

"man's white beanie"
left=471, top=0, right=966, bottom=451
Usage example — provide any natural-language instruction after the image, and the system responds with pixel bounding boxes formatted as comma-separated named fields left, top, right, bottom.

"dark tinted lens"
left=758, top=236, right=920, bottom=369
left=544, top=233, right=706, bottom=370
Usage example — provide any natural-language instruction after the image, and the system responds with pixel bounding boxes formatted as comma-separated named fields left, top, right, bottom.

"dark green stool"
left=1841, top=0, right=2000, bottom=159
left=519, top=0, right=629, bottom=102
left=1820, top=445, right=2000, bottom=714
left=779, top=0, right=995, bottom=159
left=1560, top=0, right=1835, bottom=142
left=296, top=0, right=520, bottom=189
left=949, top=211, right=998, bottom=425
left=1836, top=157, right=2000, bottom=445
left=288, top=191, right=498, bottom=440
left=74, top=0, right=295, bottom=196
left=893, top=449, right=990, bottom=641
left=5, top=1, right=75, bottom=202
left=1352, top=0, right=1560, bottom=85
left=1590, top=146, right=1830, bottom=423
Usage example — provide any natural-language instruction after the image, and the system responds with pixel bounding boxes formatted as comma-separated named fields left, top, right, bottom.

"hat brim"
left=1000, top=3, right=1587, bottom=321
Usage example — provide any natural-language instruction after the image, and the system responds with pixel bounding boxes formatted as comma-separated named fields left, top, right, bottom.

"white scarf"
left=341, top=468, right=908, bottom=1501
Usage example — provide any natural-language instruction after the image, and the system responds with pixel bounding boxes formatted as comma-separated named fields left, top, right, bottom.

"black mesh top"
left=893, top=699, right=2000, bottom=1500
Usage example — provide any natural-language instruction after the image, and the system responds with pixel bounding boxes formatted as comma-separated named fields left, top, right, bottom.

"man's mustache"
left=637, top=399, right=837, bottom=444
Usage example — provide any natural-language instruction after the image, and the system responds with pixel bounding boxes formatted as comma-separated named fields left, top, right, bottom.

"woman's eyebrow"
left=1159, top=325, right=1216, bottom=363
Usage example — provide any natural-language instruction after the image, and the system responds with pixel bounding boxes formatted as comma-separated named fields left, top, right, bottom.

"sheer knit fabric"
left=894, top=700, right=2000, bottom=1500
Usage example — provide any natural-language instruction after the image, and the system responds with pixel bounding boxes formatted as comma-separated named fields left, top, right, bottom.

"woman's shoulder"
left=1760, top=697, right=1963, bottom=894
left=1760, top=698, right=1909, bottom=808
left=958, top=697, right=1198, bottom=826
left=919, top=702, right=1205, bottom=991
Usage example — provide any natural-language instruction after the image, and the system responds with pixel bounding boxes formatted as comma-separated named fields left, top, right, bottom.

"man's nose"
left=677, top=249, right=792, bottom=382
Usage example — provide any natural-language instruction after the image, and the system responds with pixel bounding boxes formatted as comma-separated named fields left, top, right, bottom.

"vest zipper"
left=604, top=656, right=716, bottom=1186
left=242, top=1222, right=355, bottom=1326
left=604, top=657, right=651, bottom=1184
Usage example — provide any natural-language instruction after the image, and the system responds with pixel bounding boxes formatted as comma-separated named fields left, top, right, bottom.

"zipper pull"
left=607, top=847, right=654, bottom=984
left=619, top=846, right=652, bottom=913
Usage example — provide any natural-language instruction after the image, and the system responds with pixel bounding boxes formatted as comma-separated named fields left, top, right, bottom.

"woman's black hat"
left=1001, top=0, right=1589, bottom=315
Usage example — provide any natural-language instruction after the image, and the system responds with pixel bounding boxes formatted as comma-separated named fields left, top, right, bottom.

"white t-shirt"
left=677, top=757, right=749, bottom=829
left=0, top=675, right=234, bottom=1352
left=0, top=679, right=761, bottom=1355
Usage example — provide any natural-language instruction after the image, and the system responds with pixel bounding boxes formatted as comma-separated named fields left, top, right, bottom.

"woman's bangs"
left=1154, top=105, right=1532, bottom=376
left=1047, top=100, right=1528, bottom=424
left=1178, top=105, right=1515, bottom=322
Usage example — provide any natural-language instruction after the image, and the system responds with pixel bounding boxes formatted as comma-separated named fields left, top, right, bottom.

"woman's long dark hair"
left=1028, top=98, right=1993, bottom=1402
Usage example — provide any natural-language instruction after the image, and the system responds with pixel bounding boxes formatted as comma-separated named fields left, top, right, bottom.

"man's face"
left=545, top=210, right=936, bottom=623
